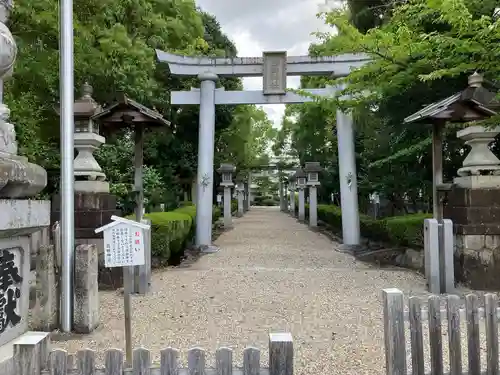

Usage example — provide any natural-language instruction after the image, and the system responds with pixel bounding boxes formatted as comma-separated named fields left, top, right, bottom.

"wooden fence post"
left=13, top=332, right=50, bottom=375
left=382, top=289, right=406, bottom=375
left=269, top=333, right=293, bottom=375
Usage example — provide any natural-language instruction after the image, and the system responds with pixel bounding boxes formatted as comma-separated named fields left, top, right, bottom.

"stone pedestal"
left=0, top=200, right=51, bottom=370
left=243, top=183, right=249, bottom=212
left=51, top=192, right=121, bottom=289
left=289, top=190, right=296, bottom=216
left=237, top=189, right=244, bottom=217
left=308, top=186, right=318, bottom=227
left=298, top=189, right=305, bottom=222
left=445, top=183, right=500, bottom=289
left=73, top=244, right=99, bottom=333
left=223, top=186, right=232, bottom=228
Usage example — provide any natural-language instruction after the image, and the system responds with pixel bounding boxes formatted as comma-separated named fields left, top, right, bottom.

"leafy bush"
left=143, top=212, right=193, bottom=260
left=231, top=199, right=238, bottom=213
left=297, top=203, right=430, bottom=248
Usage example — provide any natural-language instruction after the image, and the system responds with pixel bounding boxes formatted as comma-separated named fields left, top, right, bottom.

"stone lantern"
left=72, top=83, right=108, bottom=192
left=52, top=83, right=121, bottom=293
left=295, top=168, right=307, bottom=222
left=217, top=163, right=236, bottom=228
left=304, top=162, right=322, bottom=227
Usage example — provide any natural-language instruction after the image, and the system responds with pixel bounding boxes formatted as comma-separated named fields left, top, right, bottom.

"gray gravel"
left=53, top=207, right=439, bottom=374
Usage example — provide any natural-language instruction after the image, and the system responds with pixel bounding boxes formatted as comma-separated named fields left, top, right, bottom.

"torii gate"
left=156, top=50, right=369, bottom=251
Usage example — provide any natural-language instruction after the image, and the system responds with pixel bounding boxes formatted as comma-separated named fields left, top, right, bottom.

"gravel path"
left=54, top=207, right=434, bottom=374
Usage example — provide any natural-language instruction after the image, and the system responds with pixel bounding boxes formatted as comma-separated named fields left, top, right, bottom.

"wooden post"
left=382, top=289, right=406, bottom=375
left=13, top=332, right=50, bottom=375
left=269, top=333, right=293, bottom=375
left=432, top=122, right=444, bottom=220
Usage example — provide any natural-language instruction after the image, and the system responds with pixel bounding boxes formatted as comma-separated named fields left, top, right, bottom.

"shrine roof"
left=92, top=93, right=170, bottom=127
left=404, top=73, right=499, bottom=124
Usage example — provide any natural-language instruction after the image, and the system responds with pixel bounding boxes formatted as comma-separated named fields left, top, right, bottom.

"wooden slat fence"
left=19, top=332, right=293, bottom=375
left=384, top=288, right=499, bottom=375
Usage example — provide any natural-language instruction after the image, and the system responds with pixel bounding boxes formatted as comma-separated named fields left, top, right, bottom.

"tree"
left=7, top=0, right=274, bottom=211
left=274, top=0, right=499, bottom=212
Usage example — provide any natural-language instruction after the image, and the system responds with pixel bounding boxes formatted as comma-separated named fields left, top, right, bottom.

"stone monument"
left=53, top=83, right=121, bottom=290
left=0, top=0, right=51, bottom=370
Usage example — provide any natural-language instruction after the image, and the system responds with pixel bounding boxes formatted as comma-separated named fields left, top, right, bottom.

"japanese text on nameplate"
left=0, top=249, right=23, bottom=333
left=104, top=224, right=145, bottom=268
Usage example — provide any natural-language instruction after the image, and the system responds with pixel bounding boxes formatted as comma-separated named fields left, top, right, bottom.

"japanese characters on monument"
left=103, top=223, right=145, bottom=268
left=0, top=248, right=22, bottom=334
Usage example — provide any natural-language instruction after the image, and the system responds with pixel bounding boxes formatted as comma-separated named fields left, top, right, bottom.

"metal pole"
left=122, top=124, right=144, bottom=366
left=59, top=0, right=75, bottom=333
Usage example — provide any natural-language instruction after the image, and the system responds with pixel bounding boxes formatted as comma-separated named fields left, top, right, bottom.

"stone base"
left=51, top=192, right=120, bottom=239
left=198, top=245, right=220, bottom=253
left=74, top=180, right=110, bottom=194
left=454, top=233, right=500, bottom=290
left=454, top=175, right=500, bottom=189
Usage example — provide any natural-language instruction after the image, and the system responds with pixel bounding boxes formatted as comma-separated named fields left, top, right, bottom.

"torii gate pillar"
left=195, top=72, right=218, bottom=249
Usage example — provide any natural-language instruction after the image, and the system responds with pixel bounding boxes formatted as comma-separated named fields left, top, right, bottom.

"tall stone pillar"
left=0, top=0, right=52, bottom=362
left=279, top=181, right=286, bottom=211
left=247, top=172, right=252, bottom=209
left=298, top=189, right=305, bottom=222
left=294, top=168, right=307, bottom=222
left=217, top=163, right=235, bottom=229
left=305, top=162, right=322, bottom=228
left=336, top=110, right=360, bottom=246
left=195, top=72, right=218, bottom=249
left=288, top=174, right=296, bottom=216
left=243, top=182, right=249, bottom=212
left=236, top=181, right=244, bottom=217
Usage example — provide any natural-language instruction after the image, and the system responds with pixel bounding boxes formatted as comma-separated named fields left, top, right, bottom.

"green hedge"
left=130, top=202, right=223, bottom=263
left=144, top=212, right=193, bottom=260
left=296, top=203, right=430, bottom=248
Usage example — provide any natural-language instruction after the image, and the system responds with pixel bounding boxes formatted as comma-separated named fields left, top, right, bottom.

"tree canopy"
left=273, top=0, right=499, bottom=214
left=6, top=0, right=275, bottom=212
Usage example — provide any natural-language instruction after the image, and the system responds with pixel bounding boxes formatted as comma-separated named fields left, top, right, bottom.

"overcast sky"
left=195, top=0, right=333, bottom=127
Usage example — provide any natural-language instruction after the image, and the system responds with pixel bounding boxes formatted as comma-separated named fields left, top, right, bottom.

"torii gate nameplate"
left=263, top=51, right=287, bottom=95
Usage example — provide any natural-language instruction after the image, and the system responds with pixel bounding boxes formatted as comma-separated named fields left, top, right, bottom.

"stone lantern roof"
left=217, top=163, right=236, bottom=174
left=54, top=82, right=102, bottom=118
left=404, top=72, right=498, bottom=124
left=74, top=83, right=101, bottom=117
left=304, top=162, right=323, bottom=173
left=294, top=168, right=306, bottom=179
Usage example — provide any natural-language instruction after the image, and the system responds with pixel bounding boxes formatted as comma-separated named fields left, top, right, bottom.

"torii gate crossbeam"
left=157, top=49, right=369, bottom=251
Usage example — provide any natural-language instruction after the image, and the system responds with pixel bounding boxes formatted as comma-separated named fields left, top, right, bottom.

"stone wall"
left=454, top=234, right=500, bottom=290
left=445, top=187, right=500, bottom=290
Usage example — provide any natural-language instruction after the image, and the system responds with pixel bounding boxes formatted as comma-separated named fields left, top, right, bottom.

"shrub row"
left=296, top=203, right=430, bottom=248
left=131, top=202, right=223, bottom=262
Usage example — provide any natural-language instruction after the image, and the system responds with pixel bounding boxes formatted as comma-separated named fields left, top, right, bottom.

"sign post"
left=95, top=215, right=150, bottom=365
